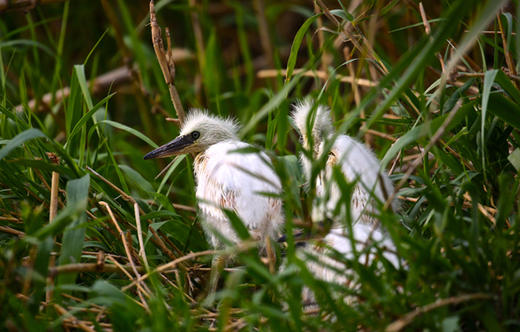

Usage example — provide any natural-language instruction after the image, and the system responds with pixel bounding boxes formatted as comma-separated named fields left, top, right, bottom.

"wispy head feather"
left=181, top=109, right=239, bottom=140
left=291, top=99, right=334, bottom=148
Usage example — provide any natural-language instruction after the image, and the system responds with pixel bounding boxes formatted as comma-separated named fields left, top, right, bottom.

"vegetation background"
left=1, top=0, right=520, bottom=330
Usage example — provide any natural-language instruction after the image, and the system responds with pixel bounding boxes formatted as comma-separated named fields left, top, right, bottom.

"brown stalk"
left=497, top=12, right=518, bottom=87
left=0, top=225, right=25, bottom=237
left=99, top=201, right=150, bottom=311
left=50, top=262, right=143, bottom=275
left=385, top=293, right=492, bottom=332
left=53, top=304, right=95, bottom=332
left=46, top=153, right=60, bottom=303
left=188, top=0, right=206, bottom=73
left=150, top=0, right=186, bottom=125
left=122, top=249, right=219, bottom=291
left=257, top=68, right=377, bottom=87
left=253, top=0, right=274, bottom=70
left=123, top=240, right=258, bottom=291
left=101, top=0, right=153, bottom=133
left=148, top=226, right=177, bottom=260
left=86, top=166, right=139, bottom=207
left=47, top=153, right=60, bottom=222
left=86, top=165, right=192, bottom=258
left=312, top=1, right=333, bottom=73
left=419, top=2, right=446, bottom=74
left=15, top=66, right=131, bottom=113
left=134, top=203, right=149, bottom=270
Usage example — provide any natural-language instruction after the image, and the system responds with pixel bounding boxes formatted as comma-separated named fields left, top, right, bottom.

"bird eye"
left=191, top=131, right=200, bottom=140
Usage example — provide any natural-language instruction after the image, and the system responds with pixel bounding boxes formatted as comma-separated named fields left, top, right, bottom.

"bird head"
left=291, top=99, right=334, bottom=152
left=144, top=110, right=239, bottom=159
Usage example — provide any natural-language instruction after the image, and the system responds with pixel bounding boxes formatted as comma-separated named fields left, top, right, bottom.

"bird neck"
left=193, top=151, right=208, bottom=177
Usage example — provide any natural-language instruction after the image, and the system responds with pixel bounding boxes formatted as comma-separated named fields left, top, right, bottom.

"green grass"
left=1, top=0, right=520, bottom=330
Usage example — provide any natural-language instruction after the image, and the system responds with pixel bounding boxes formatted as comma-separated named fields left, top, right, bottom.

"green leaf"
left=223, top=209, right=250, bottom=241
left=57, top=174, right=90, bottom=286
left=74, top=64, right=93, bottom=110
left=487, top=93, right=520, bottom=130
left=0, top=128, right=46, bottom=160
left=119, top=164, right=154, bottom=194
left=495, top=70, right=520, bottom=104
left=481, top=69, right=498, bottom=173
left=381, top=102, right=473, bottom=168
left=98, top=120, right=158, bottom=148
left=508, top=148, right=520, bottom=172
left=285, top=14, right=320, bottom=82
left=66, top=92, right=116, bottom=145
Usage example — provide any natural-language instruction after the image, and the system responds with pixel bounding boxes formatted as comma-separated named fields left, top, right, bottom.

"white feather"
left=291, top=100, right=400, bottom=304
left=194, top=140, right=283, bottom=248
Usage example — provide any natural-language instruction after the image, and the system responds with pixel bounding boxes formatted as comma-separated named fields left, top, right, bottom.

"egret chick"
left=291, top=100, right=399, bottom=304
left=144, top=111, right=283, bottom=287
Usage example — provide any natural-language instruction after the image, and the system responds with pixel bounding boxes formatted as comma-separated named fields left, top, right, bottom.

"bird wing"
left=333, top=135, right=395, bottom=205
left=195, top=141, right=283, bottom=244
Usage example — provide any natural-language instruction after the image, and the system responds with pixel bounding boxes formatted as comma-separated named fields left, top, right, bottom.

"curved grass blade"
left=285, top=14, right=320, bottom=83
left=0, top=128, right=46, bottom=160
left=98, top=120, right=158, bottom=148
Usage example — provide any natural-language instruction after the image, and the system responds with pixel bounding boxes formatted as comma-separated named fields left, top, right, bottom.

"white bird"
left=144, top=110, right=283, bottom=285
left=291, top=100, right=399, bottom=304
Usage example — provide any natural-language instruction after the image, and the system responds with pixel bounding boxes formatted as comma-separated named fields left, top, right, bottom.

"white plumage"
left=291, top=100, right=399, bottom=303
left=194, top=140, right=283, bottom=248
left=145, top=110, right=283, bottom=250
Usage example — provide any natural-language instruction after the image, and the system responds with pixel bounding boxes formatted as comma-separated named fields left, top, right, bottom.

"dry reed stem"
left=53, top=303, right=96, bottom=332
left=99, top=202, right=150, bottom=311
left=188, top=0, right=205, bottom=73
left=86, top=166, right=139, bottom=207
left=46, top=153, right=59, bottom=304
left=419, top=3, right=446, bottom=73
left=148, top=226, right=177, bottom=260
left=150, top=0, right=186, bottom=125
left=122, top=248, right=223, bottom=291
left=50, top=262, right=143, bottom=275
left=253, top=0, right=274, bottom=70
left=87, top=165, right=192, bottom=258
left=134, top=203, right=149, bottom=270
left=47, top=153, right=60, bottom=222
left=0, top=225, right=25, bottom=237
left=0, top=215, right=20, bottom=222
left=313, top=1, right=331, bottom=74
left=385, top=293, right=492, bottom=332
left=257, top=68, right=376, bottom=87
left=15, top=66, right=130, bottom=113
left=497, top=12, right=518, bottom=87
left=123, top=240, right=261, bottom=291
left=365, top=129, right=396, bottom=142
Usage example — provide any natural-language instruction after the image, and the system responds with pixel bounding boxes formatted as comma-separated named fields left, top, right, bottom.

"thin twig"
left=497, top=12, right=518, bottom=88
left=122, top=249, right=218, bottom=291
left=134, top=203, right=149, bottom=270
left=47, top=153, right=60, bottom=222
left=99, top=202, right=150, bottom=311
left=148, top=226, right=177, bottom=260
left=50, top=262, right=144, bottom=275
left=150, top=0, right=186, bottom=124
left=385, top=293, right=492, bottom=332
left=53, top=304, right=96, bottom=332
left=0, top=225, right=24, bottom=237
left=419, top=2, right=445, bottom=73
left=257, top=68, right=376, bottom=87
left=253, top=0, right=274, bottom=70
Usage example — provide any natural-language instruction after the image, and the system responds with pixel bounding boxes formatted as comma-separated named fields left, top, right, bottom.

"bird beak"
left=144, top=135, right=194, bottom=159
